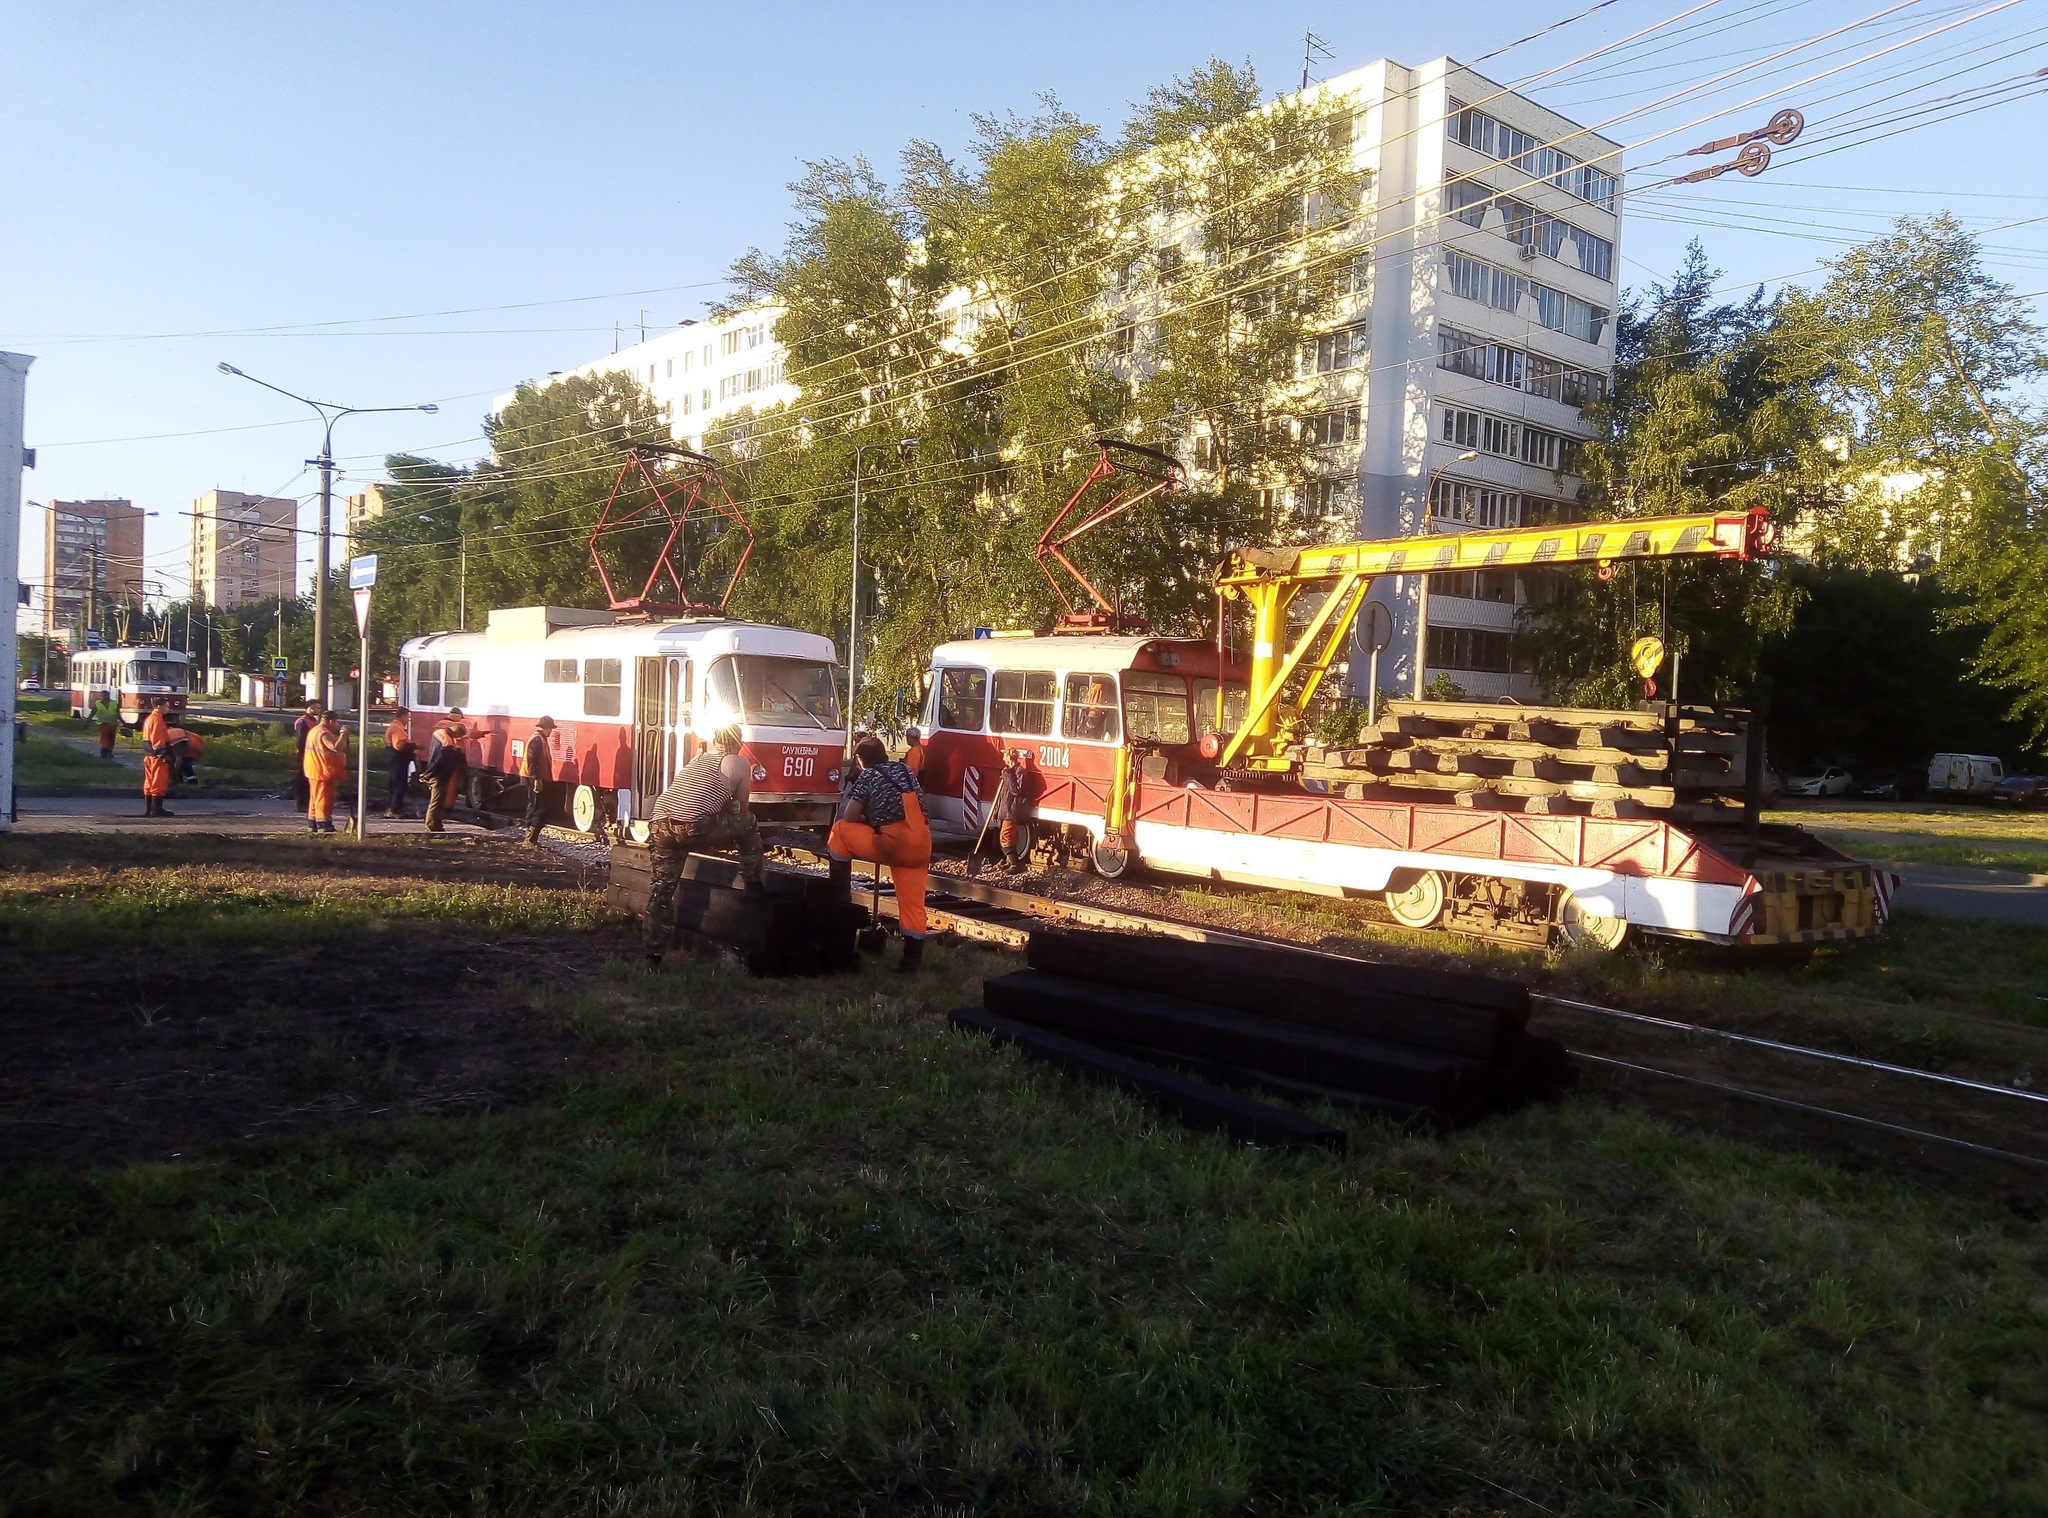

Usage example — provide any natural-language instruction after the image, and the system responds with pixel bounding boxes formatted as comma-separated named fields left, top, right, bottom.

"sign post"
left=1360, top=600, right=1394, bottom=727
left=349, top=555, right=377, bottom=840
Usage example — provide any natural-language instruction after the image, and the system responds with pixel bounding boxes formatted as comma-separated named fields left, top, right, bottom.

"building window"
left=543, top=659, right=578, bottom=683
left=1306, top=325, right=1368, bottom=373
left=1335, top=253, right=1370, bottom=297
left=1446, top=101, right=1617, bottom=212
left=1442, top=408, right=1480, bottom=450
left=1431, top=478, right=1522, bottom=529
left=665, top=359, right=673, bottom=378
left=1439, top=326, right=1606, bottom=409
left=722, top=331, right=743, bottom=356
left=582, top=658, right=622, bottom=717
left=990, top=669, right=1056, bottom=737
left=1297, top=479, right=1352, bottom=517
left=1427, top=625, right=1515, bottom=673
left=1303, top=405, right=1361, bottom=446
left=1062, top=673, right=1120, bottom=742
left=1443, top=251, right=1609, bottom=346
left=1109, top=321, right=1136, bottom=358
left=937, top=667, right=987, bottom=731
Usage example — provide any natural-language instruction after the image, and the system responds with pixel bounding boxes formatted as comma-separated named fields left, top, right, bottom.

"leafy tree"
left=1520, top=242, right=1832, bottom=706
left=1780, top=214, right=2048, bottom=735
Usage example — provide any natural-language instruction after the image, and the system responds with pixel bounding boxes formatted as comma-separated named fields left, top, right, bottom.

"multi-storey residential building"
left=344, top=482, right=390, bottom=559
left=508, top=56, right=1617, bottom=699
left=189, top=489, right=297, bottom=608
left=494, top=309, right=796, bottom=452
left=40, top=499, right=145, bottom=649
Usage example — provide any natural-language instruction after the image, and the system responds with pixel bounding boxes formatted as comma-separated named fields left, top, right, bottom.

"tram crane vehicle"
left=918, top=505, right=1898, bottom=950
left=396, top=446, right=846, bottom=836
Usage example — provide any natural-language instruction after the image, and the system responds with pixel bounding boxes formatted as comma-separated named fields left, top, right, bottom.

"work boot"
left=524, top=829, right=541, bottom=846
left=895, top=934, right=926, bottom=974
left=827, top=856, right=852, bottom=897
left=156, top=805, right=174, bottom=817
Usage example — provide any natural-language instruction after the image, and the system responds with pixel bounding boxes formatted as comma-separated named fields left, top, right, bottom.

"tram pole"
left=348, top=554, right=378, bottom=842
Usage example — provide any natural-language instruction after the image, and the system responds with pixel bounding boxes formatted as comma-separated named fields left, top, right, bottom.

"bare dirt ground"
left=0, top=836, right=631, bottom=1168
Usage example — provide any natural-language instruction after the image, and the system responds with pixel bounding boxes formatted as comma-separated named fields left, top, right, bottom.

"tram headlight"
left=751, top=764, right=767, bottom=782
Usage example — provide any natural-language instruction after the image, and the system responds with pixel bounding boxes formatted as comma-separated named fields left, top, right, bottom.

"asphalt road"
left=1884, top=861, right=2048, bottom=928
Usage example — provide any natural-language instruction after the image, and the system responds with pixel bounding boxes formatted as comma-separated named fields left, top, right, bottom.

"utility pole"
left=215, top=365, right=435, bottom=713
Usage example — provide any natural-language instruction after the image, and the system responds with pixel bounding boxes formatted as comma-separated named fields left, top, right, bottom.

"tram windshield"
left=128, top=658, right=186, bottom=691
left=704, top=655, right=842, bottom=732
left=1190, top=678, right=1249, bottom=738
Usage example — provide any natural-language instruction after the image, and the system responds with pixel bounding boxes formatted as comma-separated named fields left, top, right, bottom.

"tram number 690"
left=782, top=753, right=815, bottom=778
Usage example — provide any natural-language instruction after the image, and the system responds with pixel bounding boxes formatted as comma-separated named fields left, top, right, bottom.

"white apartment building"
left=493, top=308, right=797, bottom=452
left=189, top=489, right=297, bottom=608
left=510, top=57, right=1618, bottom=699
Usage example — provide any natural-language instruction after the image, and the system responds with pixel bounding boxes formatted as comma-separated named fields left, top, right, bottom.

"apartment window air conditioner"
left=1518, top=243, right=1539, bottom=261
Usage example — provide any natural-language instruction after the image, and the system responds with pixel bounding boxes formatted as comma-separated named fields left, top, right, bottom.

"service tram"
left=398, top=606, right=845, bottom=836
left=918, top=629, right=1892, bottom=951
left=66, top=646, right=191, bottom=726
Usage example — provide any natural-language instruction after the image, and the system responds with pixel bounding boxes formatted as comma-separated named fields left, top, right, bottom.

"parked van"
left=1927, top=753, right=2004, bottom=799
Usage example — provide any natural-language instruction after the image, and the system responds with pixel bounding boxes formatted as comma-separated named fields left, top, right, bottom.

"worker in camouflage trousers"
left=642, top=725, right=765, bottom=965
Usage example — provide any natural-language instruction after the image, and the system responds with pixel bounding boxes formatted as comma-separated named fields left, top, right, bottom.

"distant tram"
left=398, top=605, right=846, bottom=835
left=66, top=645, right=191, bottom=727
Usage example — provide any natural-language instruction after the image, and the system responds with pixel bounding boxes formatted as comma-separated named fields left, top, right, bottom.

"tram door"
left=633, top=656, right=696, bottom=808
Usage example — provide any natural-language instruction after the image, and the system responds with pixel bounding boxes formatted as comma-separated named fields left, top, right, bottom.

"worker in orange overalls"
left=901, top=725, right=927, bottom=786
left=829, top=733, right=932, bottom=973
left=303, top=709, right=350, bottom=834
left=140, top=697, right=175, bottom=817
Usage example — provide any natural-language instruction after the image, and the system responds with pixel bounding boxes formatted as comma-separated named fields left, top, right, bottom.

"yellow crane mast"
left=1214, top=507, right=1775, bottom=771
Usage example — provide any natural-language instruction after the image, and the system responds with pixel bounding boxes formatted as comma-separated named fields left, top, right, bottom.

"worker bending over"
left=384, top=707, right=418, bottom=817
left=89, top=690, right=120, bottom=758
left=830, top=734, right=931, bottom=973
left=139, top=698, right=175, bottom=817
left=643, top=725, right=766, bottom=966
left=521, top=716, right=558, bottom=845
left=423, top=708, right=474, bottom=833
left=304, top=710, right=349, bottom=834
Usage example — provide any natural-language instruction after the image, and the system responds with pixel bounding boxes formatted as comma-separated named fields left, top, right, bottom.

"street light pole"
left=216, top=364, right=435, bottom=710
left=1412, top=449, right=1481, bottom=699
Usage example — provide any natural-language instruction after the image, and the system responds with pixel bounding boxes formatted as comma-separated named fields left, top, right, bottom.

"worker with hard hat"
left=829, top=733, right=931, bottom=973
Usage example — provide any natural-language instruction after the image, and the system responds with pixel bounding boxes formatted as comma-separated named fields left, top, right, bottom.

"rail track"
left=844, top=861, right=2048, bottom=1194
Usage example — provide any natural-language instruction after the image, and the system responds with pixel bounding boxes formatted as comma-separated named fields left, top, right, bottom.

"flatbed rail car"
left=66, top=645, right=190, bottom=726
left=917, top=632, right=1896, bottom=951
left=399, top=605, right=846, bottom=835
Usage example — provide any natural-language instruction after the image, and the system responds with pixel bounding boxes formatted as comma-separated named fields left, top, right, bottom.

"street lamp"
left=830, top=432, right=920, bottom=755
left=217, top=363, right=435, bottom=707
left=1411, top=449, right=1481, bottom=700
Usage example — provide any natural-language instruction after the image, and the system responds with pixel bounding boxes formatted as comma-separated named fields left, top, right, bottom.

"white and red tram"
left=920, top=632, right=1894, bottom=950
left=67, top=645, right=191, bottom=726
left=399, top=606, right=845, bottom=834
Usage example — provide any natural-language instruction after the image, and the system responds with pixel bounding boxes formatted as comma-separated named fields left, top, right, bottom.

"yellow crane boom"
left=1214, top=507, right=1774, bottom=770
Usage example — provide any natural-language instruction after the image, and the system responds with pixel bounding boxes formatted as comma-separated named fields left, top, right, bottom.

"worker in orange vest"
left=828, top=734, right=932, bottom=973
left=140, top=698, right=175, bottom=817
left=901, top=725, right=926, bottom=785
left=303, top=709, right=350, bottom=834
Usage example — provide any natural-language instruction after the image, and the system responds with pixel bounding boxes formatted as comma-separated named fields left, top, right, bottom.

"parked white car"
left=1785, top=765, right=1856, bottom=798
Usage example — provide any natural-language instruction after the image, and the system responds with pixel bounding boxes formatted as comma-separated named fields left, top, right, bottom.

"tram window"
left=415, top=660, right=441, bottom=706
left=990, top=669, right=1055, bottom=737
left=543, top=659, right=578, bottom=683
left=1122, top=671, right=1190, bottom=744
left=1192, top=678, right=1250, bottom=737
left=1062, top=673, right=1121, bottom=743
left=443, top=660, right=471, bottom=708
left=936, top=667, right=987, bottom=731
left=583, top=658, right=622, bottom=717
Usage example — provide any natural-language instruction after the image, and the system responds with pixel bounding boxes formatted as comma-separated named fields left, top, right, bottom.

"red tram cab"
left=918, top=633, right=1248, bottom=855
left=399, top=606, right=845, bottom=835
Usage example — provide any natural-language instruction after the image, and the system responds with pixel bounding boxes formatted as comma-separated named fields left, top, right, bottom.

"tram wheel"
left=1557, top=891, right=1629, bottom=952
left=1384, top=869, right=1448, bottom=930
left=1090, top=838, right=1134, bottom=879
left=571, top=784, right=600, bottom=834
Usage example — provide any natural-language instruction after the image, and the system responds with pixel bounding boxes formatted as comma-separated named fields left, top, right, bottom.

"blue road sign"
left=273, top=658, right=289, bottom=676
left=348, top=554, right=378, bottom=590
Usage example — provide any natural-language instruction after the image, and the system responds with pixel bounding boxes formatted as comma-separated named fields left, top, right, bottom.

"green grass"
left=11, top=697, right=299, bottom=789
left=0, top=855, right=609, bottom=950
left=1811, top=833, right=2048, bottom=875
left=8, top=731, right=130, bottom=788
left=3, top=942, right=2045, bottom=1515
left=1769, top=803, right=2048, bottom=844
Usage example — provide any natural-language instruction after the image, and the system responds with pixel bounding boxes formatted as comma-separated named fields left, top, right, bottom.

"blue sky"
left=7, top=0, right=2045, bottom=623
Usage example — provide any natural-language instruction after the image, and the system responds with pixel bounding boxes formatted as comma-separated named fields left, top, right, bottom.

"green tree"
left=1521, top=243, right=1832, bottom=706
left=1780, top=214, right=2048, bottom=735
